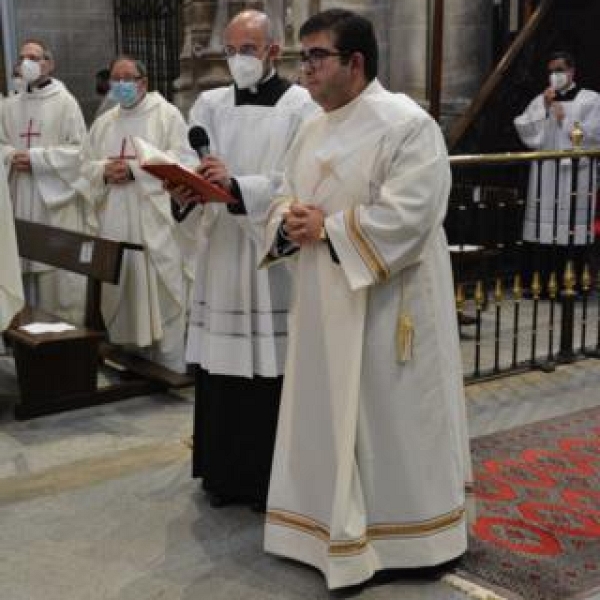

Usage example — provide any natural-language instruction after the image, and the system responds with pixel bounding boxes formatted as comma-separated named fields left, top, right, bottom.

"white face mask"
left=227, top=54, right=265, bottom=90
left=549, top=71, right=569, bottom=91
left=20, top=59, right=42, bottom=83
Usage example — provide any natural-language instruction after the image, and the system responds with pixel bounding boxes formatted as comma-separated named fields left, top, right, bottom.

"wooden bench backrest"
left=15, top=219, right=142, bottom=284
left=14, top=219, right=143, bottom=329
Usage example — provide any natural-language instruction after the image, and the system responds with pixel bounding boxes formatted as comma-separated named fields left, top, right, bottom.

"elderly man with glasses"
left=75, top=55, right=193, bottom=373
left=0, top=39, right=87, bottom=324
left=170, top=9, right=315, bottom=512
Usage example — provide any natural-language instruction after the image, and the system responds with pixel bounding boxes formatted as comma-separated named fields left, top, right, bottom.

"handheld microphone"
left=188, top=126, right=211, bottom=160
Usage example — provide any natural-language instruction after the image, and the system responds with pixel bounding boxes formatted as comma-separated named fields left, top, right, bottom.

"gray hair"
left=20, top=39, right=54, bottom=62
left=109, top=54, right=148, bottom=78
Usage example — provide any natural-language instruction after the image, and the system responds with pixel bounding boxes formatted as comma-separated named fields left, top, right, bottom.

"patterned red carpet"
left=457, top=406, right=600, bottom=600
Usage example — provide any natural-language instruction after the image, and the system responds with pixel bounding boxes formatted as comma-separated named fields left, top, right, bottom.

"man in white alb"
left=76, top=56, right=192, bottom=372
left=0, top=39, right=87, bottom=324
left=514, top=51, right=600, bottom=286
left=262, top=9, right=472, bottom=589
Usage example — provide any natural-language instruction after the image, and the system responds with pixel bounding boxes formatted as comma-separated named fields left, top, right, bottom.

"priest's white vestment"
left=0, top=160, right=24, bottom=331
left=262, top=81, right=472, bottom=589
left=514, top=87, right=600, bottom=244
left=76, top=92, right=191, bottom=372
left=185, top=83, right=314, bottom=378
left=0, top=79, right=87, bottom=323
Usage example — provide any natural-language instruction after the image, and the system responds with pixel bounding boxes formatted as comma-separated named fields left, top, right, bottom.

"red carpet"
left=457, top=406, right=600, bottom=600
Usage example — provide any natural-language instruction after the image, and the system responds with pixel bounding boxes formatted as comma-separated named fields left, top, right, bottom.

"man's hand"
left=283, top=201, right=325, bottom=246
left=551, top=101, right=565, bottom=124
left=199, top=155, right=232, bottom=191
left=165, top=181, right=206, bottom=206
left=11, top=151, right=32, bottom=173
left=104, top=159, right=132, bottom=184
left=543, top=86, right=556, bottom=109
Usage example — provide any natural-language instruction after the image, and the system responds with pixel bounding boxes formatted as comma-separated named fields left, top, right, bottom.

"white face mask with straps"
left=227, top=54, right=264, bottom=90
left=20, top=59, right=41, bottom=83
left=549, top=71, right=569, bottom=91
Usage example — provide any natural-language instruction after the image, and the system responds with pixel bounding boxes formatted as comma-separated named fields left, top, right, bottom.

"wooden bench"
left=5, top=219, right=192, bottom=419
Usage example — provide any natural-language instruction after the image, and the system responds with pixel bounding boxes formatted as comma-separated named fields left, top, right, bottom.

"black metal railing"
left=447, top=147, right=600, bottom=383
left=113, top=0, right=183, bottom=101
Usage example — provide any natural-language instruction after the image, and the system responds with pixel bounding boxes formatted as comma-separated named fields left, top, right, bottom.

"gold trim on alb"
left=267, top=506, right=466, bottom=558
left=345, top=209, right=390, bottom=283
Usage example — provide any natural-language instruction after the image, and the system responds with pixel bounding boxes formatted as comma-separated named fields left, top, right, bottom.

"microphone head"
left=188, top=126, right=210, bottom=152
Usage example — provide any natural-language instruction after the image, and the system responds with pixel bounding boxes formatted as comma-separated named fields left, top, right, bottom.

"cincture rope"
left=396, top=270, right=414, bottom=363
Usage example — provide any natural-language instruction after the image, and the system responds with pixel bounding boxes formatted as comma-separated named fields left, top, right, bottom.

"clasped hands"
left=11, top=151, right=32, bottom=173
left=166, top=155, right=232, bottom=206
left=104, top=159, right=133, bottom=184
left=282, top=201, right=325, bottom=246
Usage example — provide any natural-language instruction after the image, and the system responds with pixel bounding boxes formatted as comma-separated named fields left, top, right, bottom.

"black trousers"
left=192, top=367, right=282, bottom=506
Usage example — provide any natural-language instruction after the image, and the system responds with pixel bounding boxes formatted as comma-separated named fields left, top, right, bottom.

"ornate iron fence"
left=447, top=148, right=600, bottom=383
left=113, top=0, right=183, bottom=100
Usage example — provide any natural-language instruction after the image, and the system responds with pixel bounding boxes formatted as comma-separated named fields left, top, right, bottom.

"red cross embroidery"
left=109, top=137, right=137, bottom=160
left=19, top=118, right=41, bottom=149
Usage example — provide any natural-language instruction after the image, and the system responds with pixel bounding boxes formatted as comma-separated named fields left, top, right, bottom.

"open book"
left=131, top=137, right=236, bottom=204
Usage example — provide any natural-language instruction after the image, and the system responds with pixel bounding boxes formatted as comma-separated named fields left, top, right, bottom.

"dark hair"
left=299, top=9, right=378, bottom=81
left=548, top=51, right=575, bottom=69
left=96, top=68, right=110, bottom=81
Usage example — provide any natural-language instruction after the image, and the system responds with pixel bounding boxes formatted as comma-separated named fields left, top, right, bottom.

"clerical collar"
left=27, top=78, right=52, bottom=93
left=234, top=71, right=291, bottom=107
left=556, top=83, right=580, bottom=101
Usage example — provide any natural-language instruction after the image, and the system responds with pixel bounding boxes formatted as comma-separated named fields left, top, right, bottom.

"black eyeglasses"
left=299, top=48, right=346, bottom=70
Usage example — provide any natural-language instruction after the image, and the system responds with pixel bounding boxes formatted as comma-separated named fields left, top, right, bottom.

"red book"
left=132, top=136, right=236, bottom=204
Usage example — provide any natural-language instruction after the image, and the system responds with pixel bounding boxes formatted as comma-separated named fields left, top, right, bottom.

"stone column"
left=173, top=0, right=220, bottom=114
left=442, top=0, right=493, bottom=124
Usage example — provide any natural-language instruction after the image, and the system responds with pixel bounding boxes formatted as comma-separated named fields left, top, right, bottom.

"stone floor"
left=0, top=355, right=599, bottom=599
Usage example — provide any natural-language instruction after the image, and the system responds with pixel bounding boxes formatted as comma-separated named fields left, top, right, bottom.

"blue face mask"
left=109, top=80, right=139, bottom=108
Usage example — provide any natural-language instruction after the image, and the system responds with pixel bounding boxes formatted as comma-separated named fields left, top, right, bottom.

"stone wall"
left=10, top=1, right=493, bottom=128
left=175, top=0, right=492, bottom=127
left=15, top=0, right=116, bottom=124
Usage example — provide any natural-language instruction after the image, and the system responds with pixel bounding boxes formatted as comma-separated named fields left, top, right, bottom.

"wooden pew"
left=5, top=219, right=192, bottom=419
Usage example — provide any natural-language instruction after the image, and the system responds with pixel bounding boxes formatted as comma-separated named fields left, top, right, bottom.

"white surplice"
left=76, top=92, right=192, bottom=372
left=514, top=86, right=600, bottom=244
left=0, top=79, right=87, bottom=323
left=262, top=81, right=472, bottom=589
left=185, top=83, right=314, bottom=377
left=0, top=160, right=24, bottom=331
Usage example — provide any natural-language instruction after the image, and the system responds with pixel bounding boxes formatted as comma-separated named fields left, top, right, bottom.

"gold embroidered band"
left=267, top=506, right=465, bottom=557
left=345, top=209, right=390, bottom=283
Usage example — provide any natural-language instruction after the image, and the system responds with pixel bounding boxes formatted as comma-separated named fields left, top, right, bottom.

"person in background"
left=75, top=55, right=192, bottom=372
left=514, top=51, right=600, bottom=290
left=0, top=39, right=87, bottom=324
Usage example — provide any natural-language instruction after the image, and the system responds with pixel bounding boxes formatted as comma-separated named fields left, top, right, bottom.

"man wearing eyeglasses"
left=172, top=9, right=314, bottom=512
left=75, top=55, right=192, bottom=372
left=0, top=39, right=87, bottom=324
left=261, top=9, right=471, bottom=589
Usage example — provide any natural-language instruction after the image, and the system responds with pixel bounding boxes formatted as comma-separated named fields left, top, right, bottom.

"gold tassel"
left=396, top=313, right=414, bottom=363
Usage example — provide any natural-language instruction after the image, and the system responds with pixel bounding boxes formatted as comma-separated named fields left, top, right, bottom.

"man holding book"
left=171, top=9, right=315, bottom=511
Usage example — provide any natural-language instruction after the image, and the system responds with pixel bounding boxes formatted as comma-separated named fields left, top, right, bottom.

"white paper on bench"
left=20, top=322, right=77, bottom=334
